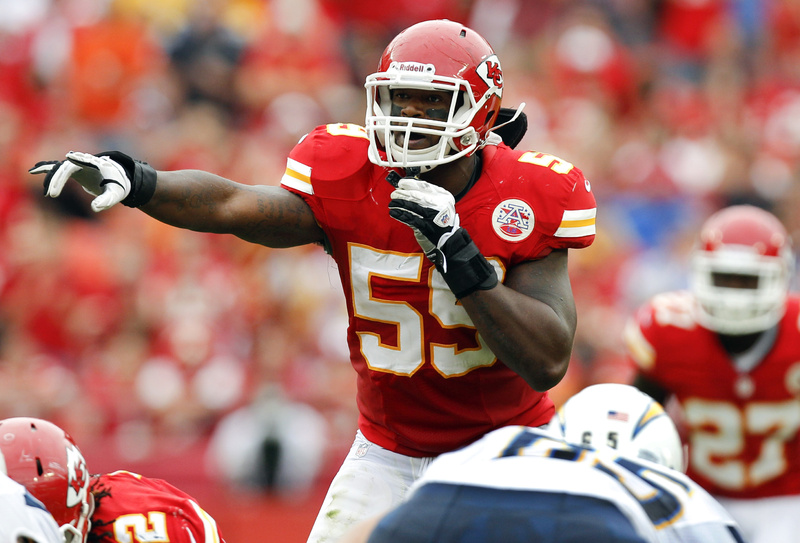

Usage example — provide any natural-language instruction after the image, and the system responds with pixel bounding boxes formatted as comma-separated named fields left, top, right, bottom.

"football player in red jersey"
left=30, top=20, right=596, bottom=541
left=624, top=205, right=800, bottom=543
left=0, top=418, right=225, bottom=543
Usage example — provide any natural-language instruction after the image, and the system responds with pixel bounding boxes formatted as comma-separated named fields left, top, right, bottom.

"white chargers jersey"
left=405, top=426, right=744, bottom=543
left=0, top=473, right=62, bottom=543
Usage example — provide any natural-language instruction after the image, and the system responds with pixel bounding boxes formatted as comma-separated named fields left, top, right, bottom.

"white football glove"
left=388, top=177, right=461, bottom=269
left=31, top=150, right=157, bottom=211
left=31, top=151, right=131, bottom=212
left=388, top=176, right=498, bottom=299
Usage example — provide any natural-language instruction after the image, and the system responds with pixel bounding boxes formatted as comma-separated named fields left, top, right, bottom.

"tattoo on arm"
left=143, top=172, right=323, bottom=247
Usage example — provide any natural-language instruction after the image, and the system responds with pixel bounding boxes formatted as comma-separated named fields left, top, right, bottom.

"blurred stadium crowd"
left=2, top=0, right=800, bottom=521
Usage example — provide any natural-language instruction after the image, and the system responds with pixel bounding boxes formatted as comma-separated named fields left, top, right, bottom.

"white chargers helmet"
left=548, top=383, right=685, bottom=471
left=0, top=468, right=63, bottom=543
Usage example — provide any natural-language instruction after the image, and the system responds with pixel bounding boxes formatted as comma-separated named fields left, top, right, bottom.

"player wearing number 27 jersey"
left=625, top=205, right=800, bottom=543
left=626, top=291, right=800, bottom=500
left=281, top=124, right=595, bottom=457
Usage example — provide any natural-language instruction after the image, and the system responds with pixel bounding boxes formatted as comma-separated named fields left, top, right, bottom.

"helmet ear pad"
left=492, top=108, right=528, bottom=149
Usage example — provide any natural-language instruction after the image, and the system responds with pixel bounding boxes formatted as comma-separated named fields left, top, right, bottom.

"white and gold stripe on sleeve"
left=189, top=500, right=222, bottom=543
left=555, top=208, right=596, bottom=238
left=280, top=158, right=313, bottom=195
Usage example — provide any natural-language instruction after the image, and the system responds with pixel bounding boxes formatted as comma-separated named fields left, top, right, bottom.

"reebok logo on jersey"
left=492, top=199, right=534, bottom=242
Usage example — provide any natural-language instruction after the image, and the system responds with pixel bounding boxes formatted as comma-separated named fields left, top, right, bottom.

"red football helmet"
left=0, top=418, right=93, bottom=543
left=365, top=19, right=504, bottom=171
left=690, top=205, right=795, bottom=335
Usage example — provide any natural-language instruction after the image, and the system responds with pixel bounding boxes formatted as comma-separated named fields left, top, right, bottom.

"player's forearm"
left=461, top=285, right=574, bottom=391
left=460, top=250, right=577, bottom=391
left=140, top=170, right=324, bottom=247
left=137, top=169, right=255, bottom=231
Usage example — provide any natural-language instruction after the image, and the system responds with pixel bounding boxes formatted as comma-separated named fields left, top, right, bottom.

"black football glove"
left=31, top=150, right=157, bottom=211
left=388, top=177, right=498, bottom=299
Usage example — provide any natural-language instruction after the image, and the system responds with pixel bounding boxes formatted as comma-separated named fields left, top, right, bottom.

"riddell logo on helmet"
left=388, top=62, right=435, bottom=75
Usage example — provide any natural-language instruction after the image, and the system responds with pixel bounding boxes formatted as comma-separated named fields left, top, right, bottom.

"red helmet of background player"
left=0, top=418, right=93, bottom=543
left=690, top=205, right=795, bottom=335
left=365, top=19, right=504, bottom=172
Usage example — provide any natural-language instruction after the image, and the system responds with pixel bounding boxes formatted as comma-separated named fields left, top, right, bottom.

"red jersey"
left=89, top=471, right=225, bottom=543
left=625, top=290, right=800, bottom=499
left=281, top=124, right=596, bottom=456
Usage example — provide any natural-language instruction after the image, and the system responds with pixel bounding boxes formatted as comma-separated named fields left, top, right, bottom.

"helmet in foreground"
left=548, top=384, right=685, bottom=471
left=364, top=19, right=503, bottom=172
left=690, top=205, right=794, bottom=335
left=0, top=470, right=64, bottom=543
left=0, top=418, right=93, bottom=543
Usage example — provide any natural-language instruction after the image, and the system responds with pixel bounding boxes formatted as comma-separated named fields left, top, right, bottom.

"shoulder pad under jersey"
left=482, top=145, right=596, bottom=243
left=282, top=123, right=376, bottom=200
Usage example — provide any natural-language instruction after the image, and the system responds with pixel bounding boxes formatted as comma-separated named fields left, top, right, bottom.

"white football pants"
left=306, top=430, right=435, bottom=543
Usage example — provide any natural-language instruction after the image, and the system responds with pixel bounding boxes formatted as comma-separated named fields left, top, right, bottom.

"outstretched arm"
left=460, top=250, right=576, bottom=392
left=33, top=152, right=325, bottom=248
left=142, top=170, right=325, bottom=248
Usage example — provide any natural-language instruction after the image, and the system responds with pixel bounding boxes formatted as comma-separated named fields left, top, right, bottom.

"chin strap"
left=489, top=102, right=527, bottom=133
left=386, top=168, right=421, bottom=188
